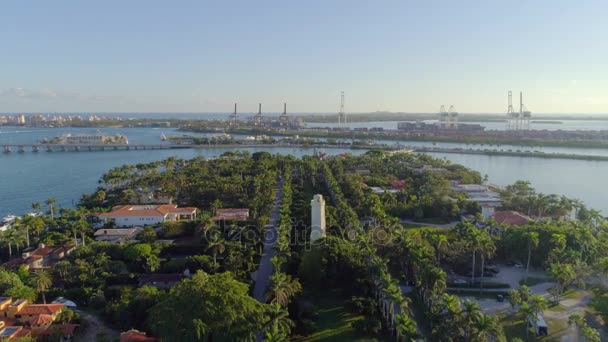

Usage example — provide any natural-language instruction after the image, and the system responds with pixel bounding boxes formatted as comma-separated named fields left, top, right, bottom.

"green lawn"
left=292, top=295, right=386, bottom=342
left=519, top=277, right=552, bottom=287
left=499, top=313, right=569, bottom=341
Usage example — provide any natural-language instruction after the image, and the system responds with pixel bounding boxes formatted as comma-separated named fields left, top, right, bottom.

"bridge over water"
left=1, top=143, right=193, bottom=153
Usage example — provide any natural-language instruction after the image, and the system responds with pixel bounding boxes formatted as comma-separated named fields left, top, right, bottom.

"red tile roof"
left=39, top=324, right=79, bottom=336
left=98, top=205, right=196, bottom=218
left=19, top=304, right=64, bottom=316
left=29, top=314, right=53, bottom=326
left=2, top=245, right=74, bottom=269
left=492, top=211, right=531, bottom=226
left=120, top=329, right=159, bottom=342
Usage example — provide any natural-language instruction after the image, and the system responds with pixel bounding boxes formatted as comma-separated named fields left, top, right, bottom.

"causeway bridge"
left=1, top=144, right=193, bottom=153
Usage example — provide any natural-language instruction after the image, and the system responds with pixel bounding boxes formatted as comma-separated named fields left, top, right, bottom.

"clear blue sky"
left=1, top=0, right=606, bottom=114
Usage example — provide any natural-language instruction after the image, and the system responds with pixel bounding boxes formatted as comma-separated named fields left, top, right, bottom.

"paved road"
left=74, top=309, right=119, bottom=341
left=253, top=177, right=284, bottom=302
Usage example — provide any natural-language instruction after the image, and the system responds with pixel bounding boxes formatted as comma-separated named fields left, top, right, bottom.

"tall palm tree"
left=518, top=302, right=535, bottom=340
left=477, top=231, right=496, bottom=293
left=463, top=300, right=482, bottom=340
left=525, top=231, right=539, bottom=282
left=384, top=281, right=409, bottom=329
left=470, top=314, right=504, bottom=342
left=265, top=272, right=302, bottom=307
left=45, top=198, right=57, bottom=219
left=32, top=269, right=53, bottom=304
left=2, top=229, right=25, bottom=259
left=206, top=235, right=226, bottom=266
left=467, top=228, right=481, bottom=283
left=433, top=234, right=449, bottom=264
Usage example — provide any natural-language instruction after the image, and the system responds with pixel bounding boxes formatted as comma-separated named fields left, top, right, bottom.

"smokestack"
left=258, top=103, right=261, bottom=115
left=234, top=103, right=237, bottom=114
left=283, top=103, right=287, bottom=115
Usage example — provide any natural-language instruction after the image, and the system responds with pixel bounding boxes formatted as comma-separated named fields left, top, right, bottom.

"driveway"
left=252, top=177, right=284, bottom=302
left=74, top=309, right=119, bottom=342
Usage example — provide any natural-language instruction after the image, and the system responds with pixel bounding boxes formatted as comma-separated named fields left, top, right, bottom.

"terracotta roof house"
left=0, top=297, right=74, bottom=339
left=120, top=329, right=159, bottom=342
left=213, top=208, right=249, bottom=221
left=492, top=211, right=531, bottom=226
left=2, top=243, right=75, bottom=271
left=0, top=323, right=31, bottom=339
left=97, top=204, right=197, bottom=227
left=94, top=227, right=143, bottom=243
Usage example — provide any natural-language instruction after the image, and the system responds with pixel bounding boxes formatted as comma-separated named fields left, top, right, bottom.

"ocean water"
left=0, top=126, right=607, bottom=217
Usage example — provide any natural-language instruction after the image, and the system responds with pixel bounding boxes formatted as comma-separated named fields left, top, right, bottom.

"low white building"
left=97, top=204, right=197, bottom=227
left=94, top=227, right=143, bottom=243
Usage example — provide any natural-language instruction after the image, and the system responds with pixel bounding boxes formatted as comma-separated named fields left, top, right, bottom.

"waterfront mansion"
left=97, top=204, right=197, bottom=227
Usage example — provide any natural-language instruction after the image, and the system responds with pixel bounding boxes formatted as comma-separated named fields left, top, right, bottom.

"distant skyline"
left=1, top=1, right=607, bottom=114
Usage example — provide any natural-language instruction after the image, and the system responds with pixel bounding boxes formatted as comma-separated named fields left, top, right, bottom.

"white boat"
left=161, top=132, right=167, bottom=141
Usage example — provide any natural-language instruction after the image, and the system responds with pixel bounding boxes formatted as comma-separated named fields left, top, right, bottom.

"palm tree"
left=518, top=302, right=535, bottom=340
left=31, top=202, right=41, bottom=213
left=550, top=262, right=576, bottom=304
left=265, top=272, right=302, bottom=307
left=394, top=313, right=417, bottom=342
left=507, top=289, right=521, bottom=312
left=384, top=281, right=409, bottom=329
left=206, top=235, right=226, bottom=266
left=597, top=256, right=608, bottom=286
left=470, top=314, right=504, bottom=342
left=2, top=229, right=25, bottom=259
left=467, top=228, right=481, bottom=283
left=525, top=231, right=539, bottom=282
left=463, top=300, right=482, bottom=340
left=529, top=294, right=548, bottom=316
left=518, top=285, right=532, bottom=304
left=72, top=219, right=91, bottom=246
left=45, top=198, right=57, bottom=219
left=433, top=234, right=449, bottom=264
left=477, top=231, right=496, bottom=293
left=32, top=269, right=52, bottom=304
left=263, top=304, right=294, bottom=338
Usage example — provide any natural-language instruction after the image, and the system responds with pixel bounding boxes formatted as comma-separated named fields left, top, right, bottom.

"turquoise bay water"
left=1, top=126, right=607, bottom=216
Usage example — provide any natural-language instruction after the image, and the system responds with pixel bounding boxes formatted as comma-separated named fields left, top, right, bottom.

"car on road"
left=514, top=262, right=524, bottom=268
left=453, top=279, right=468, bottom=285
left=496, top=294, right=505, bottom=302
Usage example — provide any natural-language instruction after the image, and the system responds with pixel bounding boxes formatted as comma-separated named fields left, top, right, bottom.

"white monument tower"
left=310, top=194, right=326, bottom=242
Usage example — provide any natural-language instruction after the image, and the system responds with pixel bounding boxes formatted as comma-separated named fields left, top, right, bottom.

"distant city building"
left=60, top=133, right=128, bottom=145
left=16, top=114, right=26, bottom=125
left=310, top=194, right=326, bottom=242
